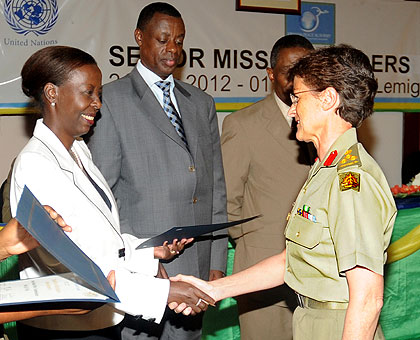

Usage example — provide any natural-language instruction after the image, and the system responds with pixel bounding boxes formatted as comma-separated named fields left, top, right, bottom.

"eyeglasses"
left=290, top=90, right=320, bottom=106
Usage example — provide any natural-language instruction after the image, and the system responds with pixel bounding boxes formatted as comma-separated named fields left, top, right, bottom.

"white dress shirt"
left=136, top=60, right=181, bottom=116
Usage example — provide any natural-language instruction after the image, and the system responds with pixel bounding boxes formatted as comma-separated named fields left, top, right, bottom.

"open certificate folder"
left=0, top=273, right=112, bottom=307
left=0, top=186, right=119, bottom=307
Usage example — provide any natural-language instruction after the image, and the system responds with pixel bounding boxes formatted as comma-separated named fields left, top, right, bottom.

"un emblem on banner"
left=4, top=0, right=58, bottom=36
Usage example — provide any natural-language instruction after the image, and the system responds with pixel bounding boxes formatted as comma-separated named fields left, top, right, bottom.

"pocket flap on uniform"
left=285, top=214, right=323, bottom=249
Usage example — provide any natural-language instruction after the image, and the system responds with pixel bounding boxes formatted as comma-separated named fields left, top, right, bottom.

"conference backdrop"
left=1, top=0, right=420, bottom=115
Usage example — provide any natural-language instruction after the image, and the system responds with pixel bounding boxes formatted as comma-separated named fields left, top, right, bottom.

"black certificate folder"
left=136, top=215, right=261, bottom=249
left=15, top=186, right=119, bottom=302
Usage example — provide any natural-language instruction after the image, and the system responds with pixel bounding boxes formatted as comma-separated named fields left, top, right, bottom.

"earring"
left=51, top=102, right=55, bottom=107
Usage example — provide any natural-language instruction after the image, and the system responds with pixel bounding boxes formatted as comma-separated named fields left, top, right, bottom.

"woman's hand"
left=0, top=205, right=71, bottom=260
left=153, top=238, right=194, bottom=260
left=170, top=274, right=216, bottom=301
left=168, top=274, right=216, bottom=315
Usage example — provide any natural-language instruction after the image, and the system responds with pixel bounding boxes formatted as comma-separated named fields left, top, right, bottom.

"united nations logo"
left=4, top=0, right=58, bottom=36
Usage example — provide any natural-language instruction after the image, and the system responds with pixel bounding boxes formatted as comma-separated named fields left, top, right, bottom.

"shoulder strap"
left=337, top=143, right=362, bottom=171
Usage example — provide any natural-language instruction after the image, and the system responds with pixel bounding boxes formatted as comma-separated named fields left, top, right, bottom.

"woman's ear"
left=320, top=87, right=340, bottom=112
left=43, top=83, right=58, bottom=107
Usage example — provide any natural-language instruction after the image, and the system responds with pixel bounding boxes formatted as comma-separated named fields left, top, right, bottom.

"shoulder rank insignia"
left=339, top=171, right=360, bottom=192
left=337, top=144, right=362, bottom=171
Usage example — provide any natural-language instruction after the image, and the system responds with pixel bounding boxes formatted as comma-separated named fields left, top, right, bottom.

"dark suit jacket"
left=88, top=68, right=227, bottom=279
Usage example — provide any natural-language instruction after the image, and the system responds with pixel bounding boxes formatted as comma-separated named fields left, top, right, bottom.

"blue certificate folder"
left=15, top=186, right=119, bottom=302
left=136, top=215, right=260, bottom=249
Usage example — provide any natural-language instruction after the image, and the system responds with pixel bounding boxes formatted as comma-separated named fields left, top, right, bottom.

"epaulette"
left=337, top=143, right=361, bottom=171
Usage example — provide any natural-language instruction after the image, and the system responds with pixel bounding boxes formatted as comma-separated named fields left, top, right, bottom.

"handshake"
left=167, top=274, right=218, bottom=316
left=153, top=241, right=220, bottom=316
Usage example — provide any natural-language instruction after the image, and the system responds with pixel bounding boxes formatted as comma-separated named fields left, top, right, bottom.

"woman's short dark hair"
left=21, top=46, right=97, bottom=108
left=289, top=44, right=378, bottom=127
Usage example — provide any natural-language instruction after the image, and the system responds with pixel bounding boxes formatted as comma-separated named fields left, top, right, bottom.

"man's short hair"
left=270, top=35, right=314, bottom=68
left=136, top=2, right=182, bottom=30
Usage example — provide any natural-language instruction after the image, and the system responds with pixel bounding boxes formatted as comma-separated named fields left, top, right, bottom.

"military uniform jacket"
left=284, top=128, right=397, bottom=302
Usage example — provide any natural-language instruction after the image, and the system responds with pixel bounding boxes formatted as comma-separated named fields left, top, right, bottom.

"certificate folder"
left=136, top=215, right=260, bottom=249
left=0, top=272, right=114, bottom=307
left=13, top=186, right=119, bottom=303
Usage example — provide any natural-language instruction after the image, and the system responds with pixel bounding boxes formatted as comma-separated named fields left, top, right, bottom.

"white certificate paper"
left=0, top=272, right=112, bottom=307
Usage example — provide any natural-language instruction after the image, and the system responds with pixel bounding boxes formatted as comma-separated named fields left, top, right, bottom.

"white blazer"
left=10, top=119, right=169, bottom=331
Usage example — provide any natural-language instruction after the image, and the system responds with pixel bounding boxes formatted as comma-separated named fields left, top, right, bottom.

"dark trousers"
left=120, top=308, right=203, bottom=340
left=17, top=322, right=121, bottom=340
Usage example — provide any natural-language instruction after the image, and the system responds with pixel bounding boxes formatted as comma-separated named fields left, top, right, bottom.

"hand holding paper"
left=0, top=205, right=71, bottom=261
left=137, top=215, right=260, bottom=249
left=153, top=238, right=194, bottom=260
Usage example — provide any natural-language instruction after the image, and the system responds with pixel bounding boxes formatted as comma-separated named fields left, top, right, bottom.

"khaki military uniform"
left=221, top=94, right=312, bottom=340
left=284, top=128, right=397, bottom=340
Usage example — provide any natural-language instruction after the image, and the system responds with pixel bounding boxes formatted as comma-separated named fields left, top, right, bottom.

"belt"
left=296, top=293, right=348, bottom=310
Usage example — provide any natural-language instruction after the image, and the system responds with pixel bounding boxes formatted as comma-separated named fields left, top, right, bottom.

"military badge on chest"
left=296, top=204, right=317, bottom=222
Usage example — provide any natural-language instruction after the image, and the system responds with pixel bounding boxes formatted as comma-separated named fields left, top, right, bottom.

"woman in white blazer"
left=10, top=46, right=212, bottom=340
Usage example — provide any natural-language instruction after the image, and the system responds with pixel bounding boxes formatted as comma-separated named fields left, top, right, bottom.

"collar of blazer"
left=261, top=93, right=293, bottom=145
left=33, top=119, right=121, bottom=234
left=128, top=69, right=198, bottom=157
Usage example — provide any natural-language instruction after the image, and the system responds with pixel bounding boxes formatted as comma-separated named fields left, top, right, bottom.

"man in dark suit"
left=88, top=2, right=227, bottom=340
left=221, top=35, right=314, bottom=340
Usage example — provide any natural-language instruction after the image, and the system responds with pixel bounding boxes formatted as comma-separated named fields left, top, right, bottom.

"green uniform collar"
left=309, top=128, right=358, bottom=178
left=322, top=128, right=358, bottom=167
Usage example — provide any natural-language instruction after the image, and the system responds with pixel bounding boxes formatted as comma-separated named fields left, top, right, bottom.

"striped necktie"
left=155, top=81, right=189, bottom=149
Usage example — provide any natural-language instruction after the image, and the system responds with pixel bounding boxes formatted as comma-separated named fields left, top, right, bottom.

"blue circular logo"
left=300, top=11, right=316, bottom=31
left=299, top=7, right=329, bottom=33
left=4, top=0, right=58, bottom=36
